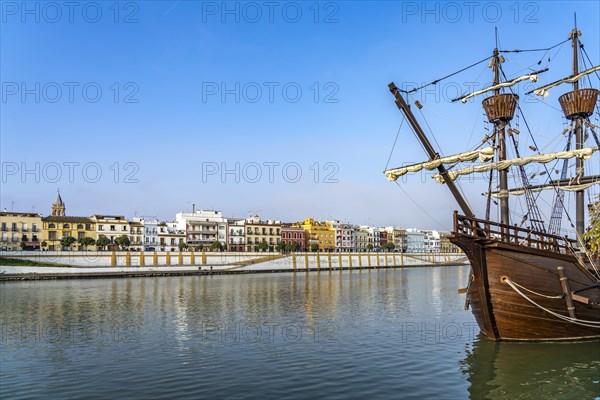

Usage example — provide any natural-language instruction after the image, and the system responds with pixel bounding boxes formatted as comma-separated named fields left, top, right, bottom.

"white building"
left=423, top=230, right=441, bottom=253
left=175, top=209, right=228, bottom=248
left=363, top=226, right=381, bottom=251
left=91, top=215, right=129, bottom=247
left=227, top=218, right=245, bottom=252
left=158, top=221, right=186, bottom=251
left=133, top=217, right=159, bottom=251
left=328, top=220, right=355, bottom=252
left=405, top=228, right=425, bottom=253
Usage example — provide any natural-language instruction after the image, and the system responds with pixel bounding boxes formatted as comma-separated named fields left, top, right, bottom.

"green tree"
left=293, top=242, right=302, bottom=251
left=310, top=243, right=319, bottom=252
left=96, top=235, right=111, bottom=250
left=19, top=242, right=26, bottom=250
left=78, top=237, right=96, bottom=250
left=41, top=240, right=48, bottom=250
left=210, top=241, right=223, bottom=252
left=178, top=241, right=187, bottom=252
left=584, top=197, right=600, bottom=255
left=60, top=236, right=77, bottom=250
left=276, top=241, right=286, bottom=253
left=194, top=245, right=204, bottom=252
left=367, top=243, right=374, bottom=251
left=383, top=242, right=395, bottom=251
left=258, top=240, right=269, bottom=252
left=115, top=235, right=130, bottom=250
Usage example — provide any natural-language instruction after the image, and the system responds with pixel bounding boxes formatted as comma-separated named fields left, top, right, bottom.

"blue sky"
left=1, top=1, right=599, bottom=230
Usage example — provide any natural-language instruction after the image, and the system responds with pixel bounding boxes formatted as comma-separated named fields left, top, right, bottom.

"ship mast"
left=492, top=48, right=511, bottom=226
left=571, top=27, right=585, bottom=236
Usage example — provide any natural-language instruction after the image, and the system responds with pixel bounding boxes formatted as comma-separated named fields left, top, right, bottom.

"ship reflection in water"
left=462, top=335, right=600, bottom=399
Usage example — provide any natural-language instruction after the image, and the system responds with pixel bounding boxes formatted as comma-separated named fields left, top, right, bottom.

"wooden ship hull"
left=451, top=213, right=600, bottom=341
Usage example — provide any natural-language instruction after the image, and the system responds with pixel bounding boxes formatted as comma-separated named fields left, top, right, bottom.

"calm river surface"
left=1, top=265, right=599, bottom=399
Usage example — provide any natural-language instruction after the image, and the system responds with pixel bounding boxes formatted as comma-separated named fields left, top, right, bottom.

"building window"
left=86, top=224, right=91, bottom=230
left=77, top=224, right=84, bottom=229
left=63, top=224, right=70, bottom=229
left=78, top=232, right=85, bottom=239
left=49, top=232, right=56, bottom=240
left=12, top=223, right=17, bottom=231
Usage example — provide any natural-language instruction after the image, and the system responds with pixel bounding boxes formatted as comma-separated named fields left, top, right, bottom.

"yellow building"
left=128, top=220, right=144, bottom=251
left=0, top=212, right=43, bottom=251
left=38, top=191, right=96, bottom=251
left=296, top=218, right=335, bottom=252
left=41, top=216, right=97, bottom=251
left=245, top=216, right=281, bottom=252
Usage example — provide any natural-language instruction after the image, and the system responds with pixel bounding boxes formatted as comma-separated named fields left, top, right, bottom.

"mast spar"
left=387, top=83, right=476, bottom=220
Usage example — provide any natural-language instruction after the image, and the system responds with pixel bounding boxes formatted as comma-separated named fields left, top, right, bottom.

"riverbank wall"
left=0, top=251, right=468, bottom=280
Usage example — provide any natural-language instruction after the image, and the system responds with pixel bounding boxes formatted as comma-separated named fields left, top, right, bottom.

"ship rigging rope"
left=397, top=55, right=492, bottom=94
left=499, top=38, right=570, bottom=54
left=504, top=277, right=600, bottom=328
left=408, top=92, right=477, bottom=212
left=385, top=117, right=405, bottom=171
left=505, top=279, right=564, bottom=299
left=393, top=181, right=449, bottom=231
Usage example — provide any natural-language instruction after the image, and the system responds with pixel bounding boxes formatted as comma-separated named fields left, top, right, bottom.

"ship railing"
left=453, top=212, right=575, bottom=254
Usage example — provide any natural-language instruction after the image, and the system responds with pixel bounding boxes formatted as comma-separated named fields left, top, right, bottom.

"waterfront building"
left=297, top=218, right=335, bottom=252
left=91, top=215, right=129, bottom=249
left=281, top=224, right=306, bottom=251
left=359, top=226, right=381, bottom=251
left=423, top=230, right=441, bottom=253
left=132, top=217, right=160, bottom=251
left=175, top=209, right=227, bottom=248
left=383, top=227, right=406, bottom=252
left=245, top=215, right=281, bottom=252
left=36, top=192, right=96, bottom=251
left=405, top=228, right=426, bottom=253
left=41, top=215, right=96, bottom=251
left=380, top=230, right=388, bottom=247
left=158, top=221, right=186, bottom=251
left=0, top=211, right=43, bottom=251
left=227, top=218, right=245, bottom=252
left=354, top=227, right=369, bottom=252
left=128, top=220, right=144, bottom=251
left=327, top=220, right=354, bottom=252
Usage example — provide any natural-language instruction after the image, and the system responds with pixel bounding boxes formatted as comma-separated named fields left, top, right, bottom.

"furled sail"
left=526, top=65, right=600, bottom=97
left=432, top=147, right=598, bottom=183
left=452, top=69, right=547, bottom=103
left=483, top=175, right=600, bottom=197
left=384, top=147, right=495, bottom=181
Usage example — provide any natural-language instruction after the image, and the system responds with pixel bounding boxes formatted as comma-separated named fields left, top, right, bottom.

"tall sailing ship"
left=384, top=26, right=600, bottom=340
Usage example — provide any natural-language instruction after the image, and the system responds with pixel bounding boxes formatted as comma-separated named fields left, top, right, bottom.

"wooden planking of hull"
left=451, top=213, right=600, bottom=341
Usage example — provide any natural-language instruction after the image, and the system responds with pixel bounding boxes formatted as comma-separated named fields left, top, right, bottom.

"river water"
left=1, top=265, right=598, bottom=399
